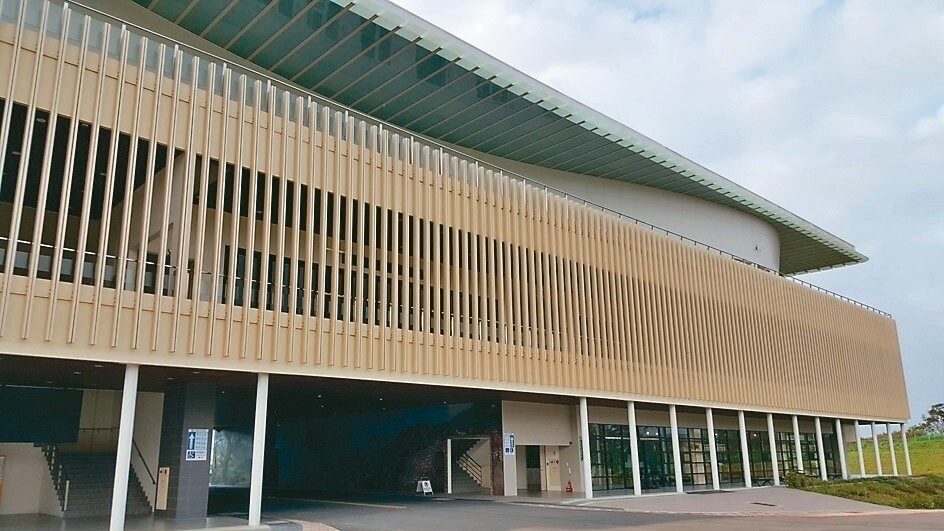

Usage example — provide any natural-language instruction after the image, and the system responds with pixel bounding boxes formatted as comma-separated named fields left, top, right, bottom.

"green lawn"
left=846, top=434, right=944, bottom=475
left=788, top=436, right=944, bottom=509
left=791, top=474, right=944, bottom=509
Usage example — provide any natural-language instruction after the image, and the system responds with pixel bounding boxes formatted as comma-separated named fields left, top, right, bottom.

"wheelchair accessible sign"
left=186, top=428, right=209, bottom=461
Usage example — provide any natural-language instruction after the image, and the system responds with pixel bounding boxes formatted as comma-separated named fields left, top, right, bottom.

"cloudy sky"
left=392, top=0, right=943, bottom=423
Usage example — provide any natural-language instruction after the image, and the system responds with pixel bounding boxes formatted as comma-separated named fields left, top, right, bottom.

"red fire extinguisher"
left=565, top=481, right=574, bottom=493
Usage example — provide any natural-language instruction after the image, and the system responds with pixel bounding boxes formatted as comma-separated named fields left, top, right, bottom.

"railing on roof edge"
left=15, top=0, right=888, bottom=318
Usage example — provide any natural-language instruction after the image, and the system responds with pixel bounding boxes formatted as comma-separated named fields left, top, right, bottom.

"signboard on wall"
left=185, top=428, right=209, bottom=461
left=503, top=433, right=515, bottom=455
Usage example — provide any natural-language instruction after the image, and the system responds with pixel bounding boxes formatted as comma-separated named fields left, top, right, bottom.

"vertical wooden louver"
left=0, top=0, right=909, bottom=422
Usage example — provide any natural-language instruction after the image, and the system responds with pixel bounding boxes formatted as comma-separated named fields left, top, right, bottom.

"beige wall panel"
left=0, top=23, right=910, bottom=421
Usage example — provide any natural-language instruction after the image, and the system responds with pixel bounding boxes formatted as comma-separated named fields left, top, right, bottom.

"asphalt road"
left=247, top=494, right=944, bottom=531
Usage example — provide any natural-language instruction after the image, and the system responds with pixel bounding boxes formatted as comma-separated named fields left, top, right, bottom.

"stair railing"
left=456, top=451, right=484, bottom=486
left=38, top=444, right=71, bottom=511
left=131, top=439, right=156, bottom=487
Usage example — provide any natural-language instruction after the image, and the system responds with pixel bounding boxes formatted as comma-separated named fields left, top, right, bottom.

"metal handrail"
left=0, top=225, right=892, bottom=320
left=53, top=0, right=887, bottom=318
left=456, top=452, right=484, bottom=486
left=131, top=439, right=156, bottom=486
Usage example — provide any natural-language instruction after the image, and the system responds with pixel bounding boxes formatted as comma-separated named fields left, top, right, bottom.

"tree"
left=910, top=403, right=944, bottom=436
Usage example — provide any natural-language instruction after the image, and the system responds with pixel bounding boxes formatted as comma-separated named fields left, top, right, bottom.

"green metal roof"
left=132, top=0, right=866, bottom=274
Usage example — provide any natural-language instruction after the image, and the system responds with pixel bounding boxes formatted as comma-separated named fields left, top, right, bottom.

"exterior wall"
left=465, top=152, right=782, bottom=271
left=0, top=443, right=62, bottom=516
left=502, top=401, right=584, bottom=493
left=0, top=3, right=909, bottom=423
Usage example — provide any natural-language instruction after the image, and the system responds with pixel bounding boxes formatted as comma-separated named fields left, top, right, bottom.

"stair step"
left=40, top=450, right=153, bottom=519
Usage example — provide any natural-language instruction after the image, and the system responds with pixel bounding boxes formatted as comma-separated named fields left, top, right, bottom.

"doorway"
left=525, top=445, right=542, bottom=491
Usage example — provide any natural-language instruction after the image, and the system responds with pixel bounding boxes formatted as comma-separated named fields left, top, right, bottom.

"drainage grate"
left=750, top=501, right=778, bottom=507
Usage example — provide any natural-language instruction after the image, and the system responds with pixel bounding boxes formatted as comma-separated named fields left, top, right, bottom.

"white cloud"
left=911, top=104, right=944, bottom=139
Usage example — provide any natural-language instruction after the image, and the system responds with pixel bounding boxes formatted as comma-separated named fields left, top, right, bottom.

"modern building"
left=0, top=0, right=911, bottom=528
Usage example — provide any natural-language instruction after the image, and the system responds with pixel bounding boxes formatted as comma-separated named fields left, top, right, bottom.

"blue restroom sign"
left=185, top=428, right=209, bottom=461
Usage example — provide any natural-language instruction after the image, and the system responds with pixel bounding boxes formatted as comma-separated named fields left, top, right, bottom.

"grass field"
left=789, top=435, right=944, bottom=509
left=846, top=434, right=944, bottom=475
left=792, top=475, right=944, bottom=509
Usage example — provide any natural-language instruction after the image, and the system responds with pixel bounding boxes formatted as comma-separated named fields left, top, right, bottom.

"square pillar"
left=886, top=423, right=898, bottom=476
left=669, top=405, right=683, bottom=493
left=738, top=411, right=751, bottom=488
left=814, top=417, right=827, bottom=481
left=627, top=402, right=641, bottom=496
left=578, top=397, right=593, bottom=499
left=835, top=419, right=848, bottom=479
left=766, top=413, right=780, bottom=486
left=706, top=408, right=720, bottom=491
left=900, top=423, right=912, bottom=476
left=791, top=415, right=803, bottom=473
left=871, top=422, right=883, bottom=476
left=156, top=382, right=216, bottom=521
left=853, top=420, right=865, bottom=477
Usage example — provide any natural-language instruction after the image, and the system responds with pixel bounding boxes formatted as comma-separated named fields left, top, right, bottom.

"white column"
left=249, top=373, right=269, bottom=527
left=791, top=415, right=803, bottom=473
left=871, top=422, right=883, bottom=476
left=109, top=364, right=139, bottom=531
left=738, top=411, right=751, bottom=488
left=627, top=401, right=641, bottom=496
left=446, top=439, right=453, bottom=494
left=766, top=413, right=780, bottom=486
left=886, top=423, right=898, bottom=476
left=835, top=419, right=848, bottom=479
left=706, top=408, right=720, bottom=491
left=669, top=405, right=683, bottom=493
left=578, top=397, right=593, bottom=499
left=900, top=423, right=912, bottom=476
left=854, top=420, right=865, bottom=477
left=814, top=417, right=827, bottom=481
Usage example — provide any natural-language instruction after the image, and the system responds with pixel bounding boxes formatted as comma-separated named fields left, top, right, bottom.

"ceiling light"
left=36, top=117, right=46, bottom=123
left=11, top=151, right=20, bottom=156
left=192, top=370, right=201, bottom=374
left=73, top=371, right=82, bottom=375
left=167, top=377, right=174, bottom=380
left=94, top=364, right=104, bottom=368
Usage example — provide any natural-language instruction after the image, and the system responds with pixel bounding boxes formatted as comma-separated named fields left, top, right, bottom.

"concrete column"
left=627, top=401, right=641, bottom=496
left=900, top=423, right=912, bottom=476
left=706, top=408, right=720, bottom=491
left=854, top=420, right=865, bottom=477
left=766, top=413, right=780, bottom=486
left=835, top=419, right=848, bottom=479
left=156, top=383, right=217, bottom=520
left=738, top=411, right=751, bottom=488
left=871, top=422, right=883, bottom=476
left=578, top=397, right=593, bottom=499
left=446, top=439, right=453, bottom=494
left=669, top=405, right=683, bottom=493
left=109, top=364, right=139, bottom=531
left=886, top=423, right=898, bottom=476
left=814, top=417, right=827, bottom=481
left=792, top=415, right=803, bottom=473
left=249, top=373, right=269, bottom=527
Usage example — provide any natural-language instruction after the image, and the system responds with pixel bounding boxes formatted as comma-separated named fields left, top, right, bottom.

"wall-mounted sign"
left=185, top=428, right=209, bottom=461
left=503, top=433, right=515, bottom=455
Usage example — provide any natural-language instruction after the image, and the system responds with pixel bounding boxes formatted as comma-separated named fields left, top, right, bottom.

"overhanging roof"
left=132, top=0, right=866, bottom=274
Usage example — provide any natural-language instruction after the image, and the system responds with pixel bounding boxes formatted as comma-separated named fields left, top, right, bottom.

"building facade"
left=0, top=0, right=910, bottom=528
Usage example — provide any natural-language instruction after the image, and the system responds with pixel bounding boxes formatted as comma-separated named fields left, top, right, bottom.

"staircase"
left=451, top=439, right=489, bottom=494
left=40, top=447, right=152, bottom=518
